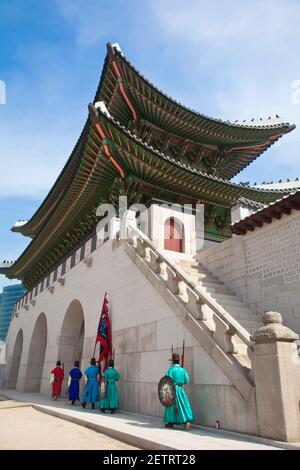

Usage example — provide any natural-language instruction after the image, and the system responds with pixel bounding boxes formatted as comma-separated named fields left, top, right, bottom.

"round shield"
left=158, top=376, right=176, bottom=407
left=100, top=377, right=106, bottom=400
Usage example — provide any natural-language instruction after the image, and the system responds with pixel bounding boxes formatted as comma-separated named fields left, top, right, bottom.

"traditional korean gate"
left=164, top=217, right=183, bottom=252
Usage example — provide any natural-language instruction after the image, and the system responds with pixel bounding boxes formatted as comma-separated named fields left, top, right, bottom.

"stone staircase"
left=122, top=225, right=259, bottom=401
left=176, top=259, right=262, bottom=335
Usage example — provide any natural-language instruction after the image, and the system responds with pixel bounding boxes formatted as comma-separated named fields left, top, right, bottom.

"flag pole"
left=181, top=339, right=185, bottom=367
left=93, top=292, right=107, bottom=357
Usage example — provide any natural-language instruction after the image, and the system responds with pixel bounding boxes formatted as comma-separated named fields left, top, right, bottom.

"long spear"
left=181, top=339, right=185, bottom=367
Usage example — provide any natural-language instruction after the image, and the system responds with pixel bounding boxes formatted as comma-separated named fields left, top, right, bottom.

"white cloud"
left=2, top=0, right=299, bottom=201
left=0, top=123, right=75, bottom=198
left=0, top=41, right=91, bottom=198
left=0, top=277, right=21, bottom=292
left=54, top=0, right=124, bottom=46
left=150, top=0, right=300, bottom=178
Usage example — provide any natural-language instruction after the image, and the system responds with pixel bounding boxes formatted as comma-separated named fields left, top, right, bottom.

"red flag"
left=94, top=293, right=112, bottom=375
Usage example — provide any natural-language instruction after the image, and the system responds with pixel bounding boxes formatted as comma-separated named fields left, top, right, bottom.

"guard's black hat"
left=56, top=360, right=61, bottom=366
left=170, top=353, right=180, bottom=363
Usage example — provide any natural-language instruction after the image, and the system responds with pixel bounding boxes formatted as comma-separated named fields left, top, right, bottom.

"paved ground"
left=0, top=397, right=137, bottom=450
left=2, top=390, right=297, bottom=450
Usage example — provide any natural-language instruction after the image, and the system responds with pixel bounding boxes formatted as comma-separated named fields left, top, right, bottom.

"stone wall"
left=5, top=238, right=258, bottom=435
left=196, top=210, right=300, bottom=334
left=0, top=366, right=5, bottom=388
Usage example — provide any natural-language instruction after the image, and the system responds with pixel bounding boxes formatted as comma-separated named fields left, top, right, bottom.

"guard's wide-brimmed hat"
left=169, top=353, right=180, bottom=362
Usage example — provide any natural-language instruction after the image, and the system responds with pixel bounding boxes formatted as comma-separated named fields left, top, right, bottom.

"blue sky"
left=1, top=0, right=300, bottom=290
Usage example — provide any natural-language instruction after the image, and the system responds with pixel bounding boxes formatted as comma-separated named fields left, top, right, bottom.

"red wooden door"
left=164, top=217, right=183, bottom=252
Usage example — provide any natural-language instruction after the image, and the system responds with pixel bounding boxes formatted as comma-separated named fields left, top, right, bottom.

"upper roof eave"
left=96, top=107, right=297, bottom=198
left=109, top=43, right=295, bottom=134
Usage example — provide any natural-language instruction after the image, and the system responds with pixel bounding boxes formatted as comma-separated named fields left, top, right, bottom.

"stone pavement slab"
left=0, top=398, right=31, bottom=410
left=1, top=390, right=299, bottom=450
left=0, top=405, right=137, bottom=450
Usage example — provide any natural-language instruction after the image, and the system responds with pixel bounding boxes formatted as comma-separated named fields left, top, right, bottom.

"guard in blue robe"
left=82, top=358, right=100, bottom=409
left=99, top=359, right=120, bottom=413
left=164, top=353, right=194, bottom=430
left=68, top=361, right=83, bottom=405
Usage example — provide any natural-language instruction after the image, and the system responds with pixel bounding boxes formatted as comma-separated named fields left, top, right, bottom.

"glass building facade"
left=0, top=284, right=25, bottom=341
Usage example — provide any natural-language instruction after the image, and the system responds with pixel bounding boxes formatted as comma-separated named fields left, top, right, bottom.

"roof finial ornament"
left=94, top=101, right=111, bottom=118
left=107, top=42, right=122, bottom=56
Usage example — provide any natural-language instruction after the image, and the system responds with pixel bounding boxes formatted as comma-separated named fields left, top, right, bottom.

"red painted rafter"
left=107, top=43, right=138, bottom=123
left=89, top=105, right=125, bottom=179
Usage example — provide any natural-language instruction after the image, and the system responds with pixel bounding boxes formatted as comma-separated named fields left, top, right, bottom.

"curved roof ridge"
left=111, top=44, right=295, bottom=132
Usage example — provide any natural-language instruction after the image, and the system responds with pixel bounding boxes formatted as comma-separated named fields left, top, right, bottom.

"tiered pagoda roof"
left=95, top=43, right=294, bottom=179
left=6, top=43, right=296, bottom=289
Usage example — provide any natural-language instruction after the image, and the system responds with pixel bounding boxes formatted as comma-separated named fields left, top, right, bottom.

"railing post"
left=120, top=210, right=137, bottom=242
left=186, top=286, right=206, bottom=321
left=165, top=266, right=183, bottom=295
left=108, top=217, right=120, bottom=240
left=213, top=315, right=238, bottom=354
left=148, top=248, right=165, bottom=276
left=136, top=238, right=147, bottom=258
left=252, top=312, right=300, bottom=441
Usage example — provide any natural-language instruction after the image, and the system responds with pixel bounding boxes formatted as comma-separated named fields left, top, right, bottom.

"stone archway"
left=7, top=329, right=23, bottom=389
left=24, top=313, right=47, bottom=392
left=57, top=300, right=85, bottom=394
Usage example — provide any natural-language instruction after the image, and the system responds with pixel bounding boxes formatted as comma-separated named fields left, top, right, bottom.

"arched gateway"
left=57, top=300, right=85, bottom=394
left=24, top=313, right=47, bottom=392
left=7, top=329, right=23, bottom=389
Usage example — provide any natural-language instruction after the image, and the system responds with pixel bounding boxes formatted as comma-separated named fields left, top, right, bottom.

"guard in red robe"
left=51, top=361, right=64, bottom=400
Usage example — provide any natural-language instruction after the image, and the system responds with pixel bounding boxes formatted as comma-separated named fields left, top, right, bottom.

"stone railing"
left=125, top=224, right=255, bottom=397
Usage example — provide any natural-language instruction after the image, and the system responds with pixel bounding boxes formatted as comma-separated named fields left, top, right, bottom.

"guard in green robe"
left=164, top=353, right=194, bottom=430
left=99, top=359, right=120, bottom=413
